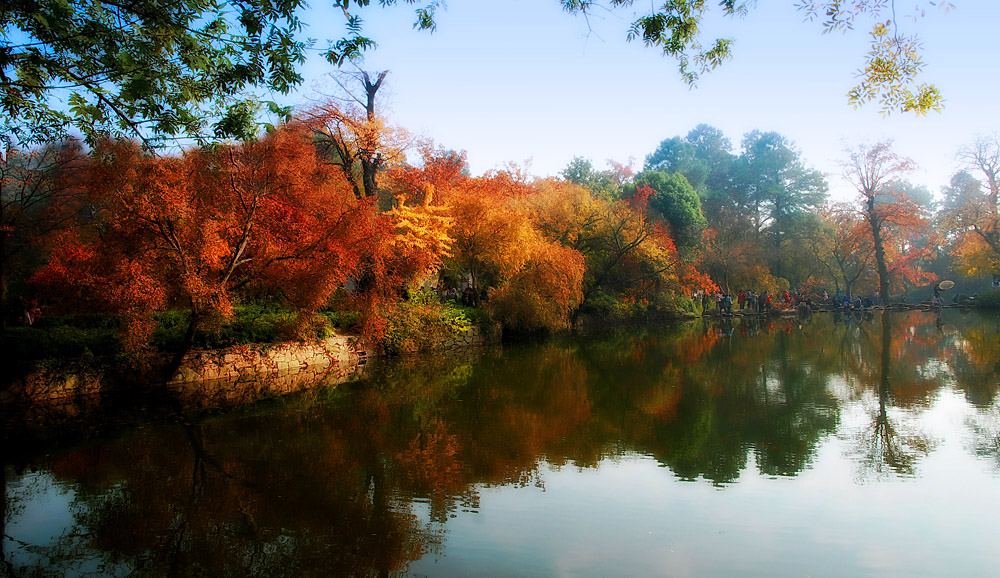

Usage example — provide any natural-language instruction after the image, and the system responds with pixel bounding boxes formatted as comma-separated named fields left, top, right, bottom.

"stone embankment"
left=419, top=323, right=500, bottom=352
left=1, top=325, right=499, bottom=414
left=164, top=335, right=371, bottom=410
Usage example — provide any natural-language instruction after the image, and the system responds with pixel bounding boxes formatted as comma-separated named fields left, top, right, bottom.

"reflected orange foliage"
left=397, top=419, right=466, bottom=518
left=676, top=330, right=720, bottom=364
left=637, top=374, right=684, bottom=422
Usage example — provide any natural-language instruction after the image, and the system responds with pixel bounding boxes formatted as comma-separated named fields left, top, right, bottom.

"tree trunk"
left=867, top=198, right=891, bottom=304
left=0, top=231, right=6, bottom=332
left=469, top=268, right=480, bottom=307
left=361, top=156, right=379, bottom=200
left=359, top=71, right=388, bottom=200
left=872, top=231, right=890, bottom=303
left=162, top=310, right=201, bottom=382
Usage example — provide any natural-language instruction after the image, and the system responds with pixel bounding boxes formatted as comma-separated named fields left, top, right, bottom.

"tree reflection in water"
left=855, top=311, right=935, bottom=478
left=3, top=310, right=1000, bottom=576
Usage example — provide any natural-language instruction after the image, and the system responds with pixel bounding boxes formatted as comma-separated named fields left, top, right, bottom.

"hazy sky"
left=291, top=1, right=1000, bottom=203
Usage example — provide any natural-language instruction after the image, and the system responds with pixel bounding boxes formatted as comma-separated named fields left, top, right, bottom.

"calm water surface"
left=3, top=310, right=1000, bottom=577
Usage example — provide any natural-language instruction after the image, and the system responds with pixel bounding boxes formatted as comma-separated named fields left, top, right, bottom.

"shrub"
left=382, top=288, right=473, bottom=355
left=653, top=293, right=698, bottom=315
left=976, top=288, right=1000, bottom=309
left=320, top=309, right=362, bottom=331
left=580, top=292, right=619, bottom=316
left=578, top=291, right=652, bottom=320
left=453, top=303, right=491, bottom=325
left=1, top=325, right=120, bottom=364
left=151, top=302, right=301, bottom=351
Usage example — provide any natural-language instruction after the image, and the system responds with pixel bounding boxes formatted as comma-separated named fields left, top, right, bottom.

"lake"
left=3, top=309, right=1000, bottom=577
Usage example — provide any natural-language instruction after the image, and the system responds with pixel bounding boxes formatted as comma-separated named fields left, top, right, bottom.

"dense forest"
left=2, top=79, right=999, bottom=367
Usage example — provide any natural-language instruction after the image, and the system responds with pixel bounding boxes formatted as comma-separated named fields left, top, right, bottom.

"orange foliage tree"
left=448, top=173, right=586, bottom=331
left=0, top=140, right=85, bottom=329
left=382, top=142, right=459, bottom=273
left=809, top=203, right=876, bottom=297
left=697, top=215, right=776, bottom=294
left=487, top=241, right=585, bottom=332
left=439, top=170, right=535, bottom=304
left=528, top=180, right=695, bottom=313
left=872, top=184, right=938, bottom=296
left=32, top=123, right=397, bottom=371
left=842, top=141, right=923, bottom=301
left=951, top=234, right=999, bottom=279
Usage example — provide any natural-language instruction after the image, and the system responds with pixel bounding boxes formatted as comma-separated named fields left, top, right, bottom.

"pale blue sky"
left=292, top=1, right=1000, bottom=203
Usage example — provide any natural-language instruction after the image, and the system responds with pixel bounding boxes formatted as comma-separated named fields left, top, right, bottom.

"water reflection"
left=4, top=310, right=1000, bottom=576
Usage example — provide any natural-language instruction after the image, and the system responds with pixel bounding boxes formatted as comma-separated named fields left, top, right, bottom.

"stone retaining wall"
left=162, top=334, right=372, bottom=411
left=436, top=323, right=501, bottom=351
left=167, top=334, right=370, bottom=384
left=0, top=365, right=106, bottom=408
left=2, top=324, right=499, bottom=412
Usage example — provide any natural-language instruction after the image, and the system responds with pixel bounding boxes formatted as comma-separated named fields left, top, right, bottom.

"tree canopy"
left=0, top=0, right=317, bottom=146
left=627, top=171, right=707, bottom=256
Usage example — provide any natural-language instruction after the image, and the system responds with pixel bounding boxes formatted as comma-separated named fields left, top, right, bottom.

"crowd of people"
left=701, top=288, right=886, bottom=317
left=437, top=281, right=483, bottom=307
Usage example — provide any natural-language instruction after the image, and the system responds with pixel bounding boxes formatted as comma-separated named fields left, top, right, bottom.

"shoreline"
left=0, top=306, right=985, bottom=422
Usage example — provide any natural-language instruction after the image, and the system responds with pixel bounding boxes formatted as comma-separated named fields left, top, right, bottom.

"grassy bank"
left=1, top=296, right=489, bottom=374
